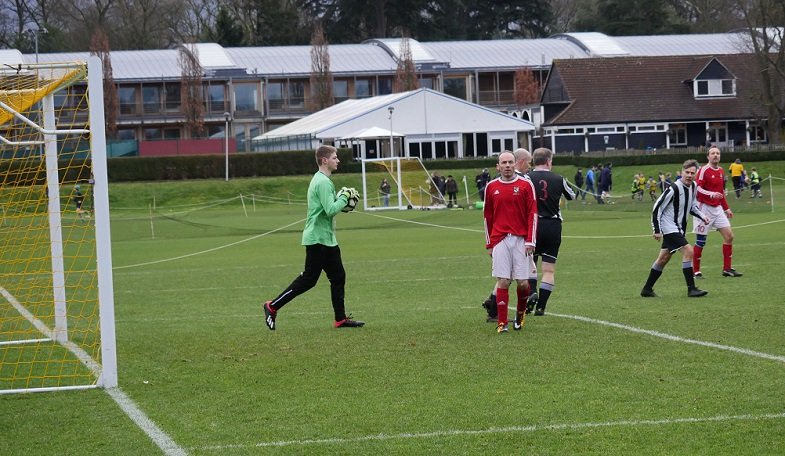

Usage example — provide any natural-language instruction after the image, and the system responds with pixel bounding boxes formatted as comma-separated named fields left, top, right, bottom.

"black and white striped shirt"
left=651, top=180, right=704, bottom=235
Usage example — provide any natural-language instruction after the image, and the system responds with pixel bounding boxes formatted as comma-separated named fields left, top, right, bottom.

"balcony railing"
left=478, top=89, right=515, bottom=106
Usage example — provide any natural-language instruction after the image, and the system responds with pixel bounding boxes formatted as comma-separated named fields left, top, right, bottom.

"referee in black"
left=526, top=147, right=576, bottom=316
left=641, top=159, right=709, bottom=298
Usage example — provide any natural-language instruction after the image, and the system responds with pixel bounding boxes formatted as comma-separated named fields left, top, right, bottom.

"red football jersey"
left=695, top=164, right=729, bottom=210
left=483, top=175, right=538, bottom=249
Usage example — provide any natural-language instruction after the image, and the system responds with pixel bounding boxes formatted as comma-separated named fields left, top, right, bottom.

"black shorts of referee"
left=533, top=217, right=562, bottom=264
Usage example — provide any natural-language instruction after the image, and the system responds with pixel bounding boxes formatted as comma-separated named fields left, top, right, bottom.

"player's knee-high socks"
left=537, top=282, right=554, bottom=312
left=644, top=263, right=664, bottom=290
left=722, top=243, right=733, bottom=270
left=516, top=282, right=529, bottom=315
left=693, top=246, right=703, bottom=273
left=496, top=288, right=509, bottom=324
left=682, top=261, right=696, bottom=289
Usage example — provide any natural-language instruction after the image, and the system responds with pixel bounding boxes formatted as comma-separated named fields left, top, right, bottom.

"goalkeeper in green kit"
left=263, top=145, right=365, bottom=330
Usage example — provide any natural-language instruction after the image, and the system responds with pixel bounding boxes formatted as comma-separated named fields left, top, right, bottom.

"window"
left=419, top=77, right=434, bottom=89
left=267, top=82, right=284, bottom=110
left=377, top=78, right=392, bottom=95
left=165, top=84, right=180, bottom=112
left=749, top=125, right=766, bottom=143
left=288, top=81, right=305, bottom=108
left=234, top=83, right=259, bottom=113
left=695, top=79, right=735, bottom=98
left=444, top=78, right=467, bottom=100
left=142, top=86, right=161, bottom=114
left=669, top=124, right=687, bottom=145
left=409, top=142, right=421, bottom=158
left=355, top=79, right=371, bottom=98
left=119, top=86, right=137, bottom=115
left=143, top=127, right=161, bottom=140
left=333, top=80, right=348, bottom=103
left=117, top=129, right=136, bottom=140
left=163, top=128, right=180, bottom=140
left=207, top=85, right=225, bottom=113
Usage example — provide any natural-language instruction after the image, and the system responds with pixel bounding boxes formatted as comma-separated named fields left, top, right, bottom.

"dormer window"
left=695, top=78, right=735, bottom=97
left=693, top=58, right=736, bottom=99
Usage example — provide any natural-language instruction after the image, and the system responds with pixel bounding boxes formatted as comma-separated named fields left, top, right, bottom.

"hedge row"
left=2, top=148, right=783, bottom=184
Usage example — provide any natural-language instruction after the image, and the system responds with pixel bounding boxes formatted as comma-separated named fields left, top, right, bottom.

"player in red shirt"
left=483, top=151, right=538, bottom=333
left=692, top=147, right=742, bottom=277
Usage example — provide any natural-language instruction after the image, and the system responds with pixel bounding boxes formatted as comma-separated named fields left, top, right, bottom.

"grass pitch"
left=2, top=166, right=785, bottom=455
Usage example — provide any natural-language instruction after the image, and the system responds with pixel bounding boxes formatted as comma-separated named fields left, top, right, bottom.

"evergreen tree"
left=211, top=5, right=244, bottom=46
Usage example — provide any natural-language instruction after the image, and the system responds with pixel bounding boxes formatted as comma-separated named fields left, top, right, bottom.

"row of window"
left=543, top=122, right=766, bottom=146
left=56, top=74, right=476, bottom=120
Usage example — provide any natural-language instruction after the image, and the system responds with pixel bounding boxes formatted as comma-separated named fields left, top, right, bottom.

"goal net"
left=361, top=157, right=444, bottom=210
left=0, top=57, right=116, bottom=394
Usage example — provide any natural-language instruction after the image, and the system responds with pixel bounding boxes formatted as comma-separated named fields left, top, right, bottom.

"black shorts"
left=534, top=218, right=562, bottom=264
left=661, top=232, right=689, bottom=253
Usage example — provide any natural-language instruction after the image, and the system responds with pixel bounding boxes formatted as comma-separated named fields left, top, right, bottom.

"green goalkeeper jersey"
left=302, top=171, right=348, bottom=247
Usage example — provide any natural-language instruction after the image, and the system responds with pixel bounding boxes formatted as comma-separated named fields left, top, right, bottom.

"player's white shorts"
left=692, top=202, right=731, bottom=234
left=491, top=235, right=532, bottom=280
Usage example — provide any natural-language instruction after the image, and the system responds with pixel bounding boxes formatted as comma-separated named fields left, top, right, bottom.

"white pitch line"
left=113, top=218, right=305, bottom=270
left=197, top=412, right=785, bottom=451
left=0, top=287, right=188, bottom=455
left=106, top=388, right=188, bottom=456
left=550, top=312, right=785, bottom=364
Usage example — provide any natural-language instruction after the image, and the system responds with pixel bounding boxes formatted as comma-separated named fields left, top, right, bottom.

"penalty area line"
left=550, top=312, right=785, bottom=364
left=196, top=411, right=785, bottom=451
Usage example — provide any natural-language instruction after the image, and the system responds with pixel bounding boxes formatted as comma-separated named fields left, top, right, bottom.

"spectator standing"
left=445, top=175, right=458, bottom=207
left=574, top=168, right=585, bottom=200
left=728, top=158, right=745, bottom=198
left=379, top=178, right=391, bottom=207
left=749, top=168, right=761, bottom=198
left=599, top=163, right=612, bottom=203
left=585, top=166, right=597, bottom=203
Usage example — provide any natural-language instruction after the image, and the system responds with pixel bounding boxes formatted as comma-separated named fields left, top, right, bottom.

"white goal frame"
left=360, top=156, right=444, bottom=210
left=0, top=56, right=117, bottom=394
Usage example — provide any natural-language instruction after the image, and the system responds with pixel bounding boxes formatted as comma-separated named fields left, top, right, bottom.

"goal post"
left=360, top=156, right=444, bottom=210
left=0, top=56, right=117, bottom=394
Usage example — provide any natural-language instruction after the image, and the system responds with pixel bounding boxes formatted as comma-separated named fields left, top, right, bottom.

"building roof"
left=225, top=44, right=397, bottom=77
left=613, top=33, right=750, bottom=56
left=542, top=54, right=767, bottom=126
left=551, top=32, right=630, bottom=57
left=256, top=88, right=534, bottom=141
left=421, top=38, right=584, bottom=70
left=17, top=31, right=761, bottom=82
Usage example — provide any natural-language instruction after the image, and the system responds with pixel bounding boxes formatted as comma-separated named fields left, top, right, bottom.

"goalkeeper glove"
left=337, top=187, right=360, bottom=212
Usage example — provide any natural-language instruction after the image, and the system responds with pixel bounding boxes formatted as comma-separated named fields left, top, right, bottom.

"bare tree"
left=733, top=0, right=785, bottom=144
left=89, top=27, right=118, bottom=139
left=309, top=22, right=333, bottom=111
left=393, top=36, right=418, bottom=92
left=179, top=44, right=205, bottom=138
left=513, top=67, right=540, bottom=106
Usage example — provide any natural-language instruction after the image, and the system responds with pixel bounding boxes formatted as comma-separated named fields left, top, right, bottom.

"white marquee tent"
left=254, top=88, right=534, bottom=159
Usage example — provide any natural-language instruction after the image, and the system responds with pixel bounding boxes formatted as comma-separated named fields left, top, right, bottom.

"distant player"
left=483, top=151, right=538, bottom=333
left=73, top=185, right=86, bottom=219
left=641, top=159, right=709, bottom=298
left=692, top=147, right=742, bottom=278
